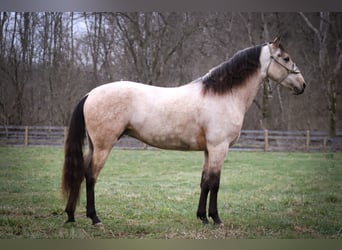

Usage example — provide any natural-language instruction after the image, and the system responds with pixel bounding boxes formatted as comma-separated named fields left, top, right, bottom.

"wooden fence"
left=0, top=125, right=341, bottom=152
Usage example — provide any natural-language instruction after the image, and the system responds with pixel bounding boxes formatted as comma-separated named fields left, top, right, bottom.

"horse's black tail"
left=62, top=95, right=88, bottom=199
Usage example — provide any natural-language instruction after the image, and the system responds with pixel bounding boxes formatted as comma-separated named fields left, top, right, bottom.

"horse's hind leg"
left=64, top=180, right=82, bottom=223
left=85, top=142, right=112, bottom=226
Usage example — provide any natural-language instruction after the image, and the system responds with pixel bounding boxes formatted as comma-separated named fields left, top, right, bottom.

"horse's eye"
left=283, top=57, right=290, bottom=62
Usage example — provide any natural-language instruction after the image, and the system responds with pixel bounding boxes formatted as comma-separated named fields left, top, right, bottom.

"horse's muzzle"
left=293, top=82, right=306, bottom=95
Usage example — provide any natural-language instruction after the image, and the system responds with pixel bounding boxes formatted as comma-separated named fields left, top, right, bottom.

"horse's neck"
left=233, top=45, right=269, bottom=113
left=234, top=72, right=264, bottom=113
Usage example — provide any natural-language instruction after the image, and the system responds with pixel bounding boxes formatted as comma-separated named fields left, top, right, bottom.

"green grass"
left=0, top=147, right=341, bottom=238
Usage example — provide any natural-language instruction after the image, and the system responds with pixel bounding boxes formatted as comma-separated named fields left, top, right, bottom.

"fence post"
left=24, top=126, right=29, bottom=146
left=323, top=137, right=327, bottom=151
left=264, top=129, right=269, bottom=151
left=306, top=130, right=310, bottom=151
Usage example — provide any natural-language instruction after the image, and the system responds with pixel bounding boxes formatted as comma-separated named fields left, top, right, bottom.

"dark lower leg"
left=64, top=180, right=82, bottom=223
left=65, top=201, right=76, bottom=223
left=85, top=173, right=101, bottom=225
left=208, top=172, right=222, bottom=225
left=197, top=171, right=209, bottom=224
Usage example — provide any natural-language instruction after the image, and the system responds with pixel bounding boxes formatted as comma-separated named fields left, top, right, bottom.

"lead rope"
left=263, top=78, right=277, bottom=99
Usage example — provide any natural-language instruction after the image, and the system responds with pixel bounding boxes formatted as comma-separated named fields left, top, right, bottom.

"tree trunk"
left=299, top=12, right=341, bottom=136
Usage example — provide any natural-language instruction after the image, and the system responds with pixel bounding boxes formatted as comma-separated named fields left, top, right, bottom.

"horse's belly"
left=124, top=128, right=205, bottom=151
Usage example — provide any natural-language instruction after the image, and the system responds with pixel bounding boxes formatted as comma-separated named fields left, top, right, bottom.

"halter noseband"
left=266, top=43, right=301, bottom=87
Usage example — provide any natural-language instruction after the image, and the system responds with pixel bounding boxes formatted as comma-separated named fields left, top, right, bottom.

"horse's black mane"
left=202, top=45, right=263, bottom=95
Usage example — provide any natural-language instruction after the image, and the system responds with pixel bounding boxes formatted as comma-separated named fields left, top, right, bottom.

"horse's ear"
left=271, top=36, right=281, bottom=48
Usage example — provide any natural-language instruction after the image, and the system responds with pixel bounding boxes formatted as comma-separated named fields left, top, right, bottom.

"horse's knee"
left=200, top=171, right=209, bottom=189
left=208, top=171, right=221, bottom=191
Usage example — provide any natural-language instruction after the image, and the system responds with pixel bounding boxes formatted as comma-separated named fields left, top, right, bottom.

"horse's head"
left=265, top=37, right=306, bottom=95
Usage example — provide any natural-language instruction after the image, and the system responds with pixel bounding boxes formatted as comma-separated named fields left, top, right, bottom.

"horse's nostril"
left=303, top=82, right=306, bottom=89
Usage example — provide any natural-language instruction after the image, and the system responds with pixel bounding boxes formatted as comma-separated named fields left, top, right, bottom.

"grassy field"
left=0, top=147, right=341, bottom=239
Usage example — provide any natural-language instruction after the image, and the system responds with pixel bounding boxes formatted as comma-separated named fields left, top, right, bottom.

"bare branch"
left=261, top=13, right=270, bottom=41
left=299, top=12, right=321, bottom=42
left=333, top=50, right=342, bottom=76
left=238, top=12, right=254, bottom=45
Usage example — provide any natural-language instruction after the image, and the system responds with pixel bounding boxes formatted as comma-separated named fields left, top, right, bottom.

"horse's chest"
left=204, top=113, right=243, bottom=148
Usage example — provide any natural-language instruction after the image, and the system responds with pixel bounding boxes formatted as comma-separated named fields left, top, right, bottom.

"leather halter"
left=266, top=43, right=301, bottom=87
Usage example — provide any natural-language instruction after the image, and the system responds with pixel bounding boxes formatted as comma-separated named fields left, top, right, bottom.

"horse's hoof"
left=94, top=222, right=105, bottom=229
left=215, top=222, right=225, bottom=228
left=200, top=218, right=209, bottom=225
left=64, top=219, right=75, bottom=224
left=63, top=220, right=76, bottom=228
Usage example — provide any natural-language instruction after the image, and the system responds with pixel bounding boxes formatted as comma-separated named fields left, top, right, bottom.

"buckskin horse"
left=62, top=37, right=306, bottom=227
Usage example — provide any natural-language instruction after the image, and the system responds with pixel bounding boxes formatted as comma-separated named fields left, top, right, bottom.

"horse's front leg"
left=197, top=151, right=209, bottom=224
left=208, top=170, right=223, bottom=225
left=197, top=143, right=228, bottom=226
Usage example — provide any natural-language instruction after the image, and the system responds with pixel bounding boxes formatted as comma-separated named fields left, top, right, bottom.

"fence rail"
left=0, top=125, right=341, bottom=152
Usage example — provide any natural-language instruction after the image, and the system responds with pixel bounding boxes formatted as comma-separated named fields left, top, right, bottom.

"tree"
left=300, top=12, right=342, bottom=136
left=114, top=12, right=200, bottom=85
left=0, top=12, right=37, bottom=124
left=0, top=11, right=340, bottom=133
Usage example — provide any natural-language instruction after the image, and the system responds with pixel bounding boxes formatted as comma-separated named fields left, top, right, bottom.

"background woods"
left=0, top=12, right=341, bottom=134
